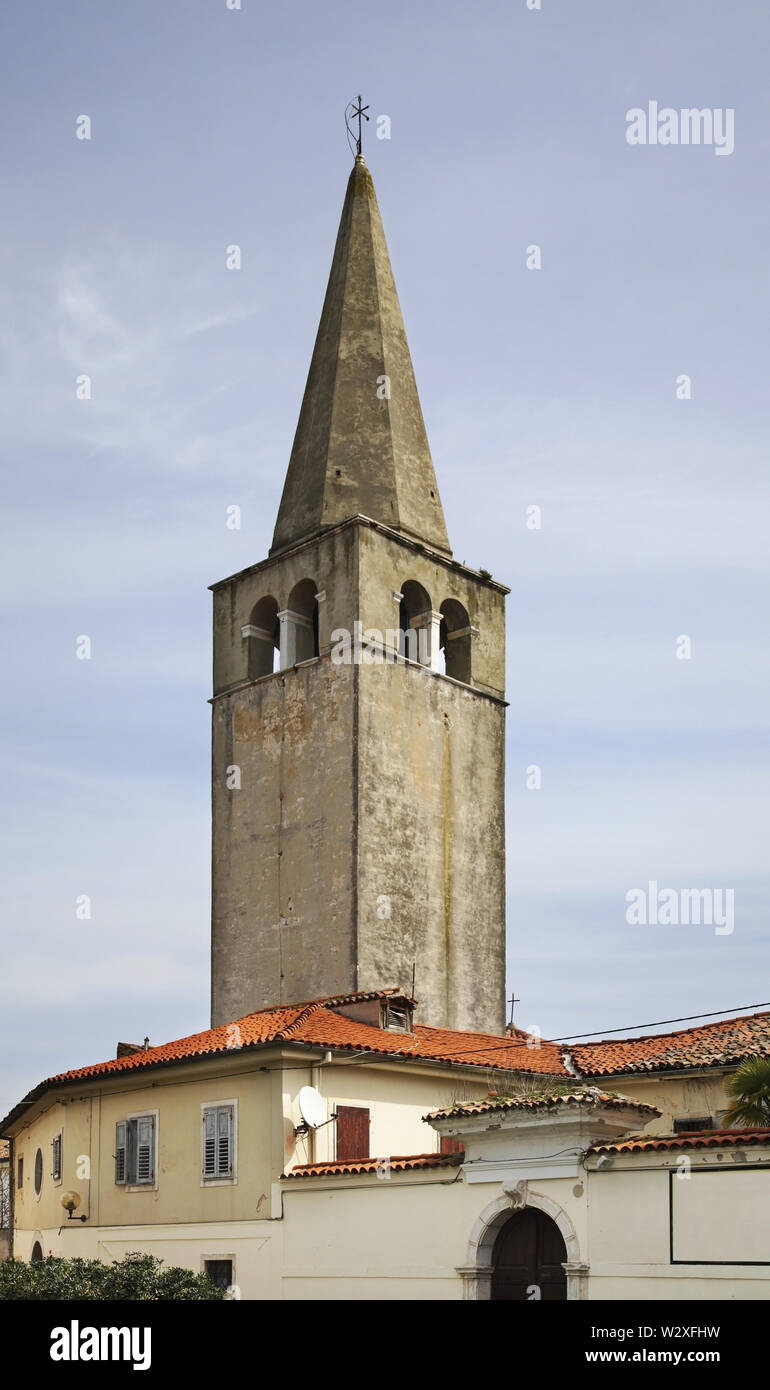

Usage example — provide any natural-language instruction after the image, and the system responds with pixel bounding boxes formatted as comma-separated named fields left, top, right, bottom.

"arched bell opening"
left=439, top=598, right=472, bottom=684
left=398, top=579, right=438, bottom=668
left=280, top=579, right=320, bottom=668
left=244, top=595, right=280, bottom=680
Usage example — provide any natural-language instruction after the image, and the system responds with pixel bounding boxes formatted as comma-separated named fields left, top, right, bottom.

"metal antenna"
left=345, top=94, right=370, bottom=157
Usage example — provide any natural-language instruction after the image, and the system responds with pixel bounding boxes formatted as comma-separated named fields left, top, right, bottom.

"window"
left=399, top=580, right=437, bottom=668
left=335, top=1105, right=370, bottom=1161
left=17, top=1157, right=23, bottom=1190
left=34, top=1148, right=43, bottom=1196
left=440, top=1136, right=465, bottom=1155
left=279, top=579, right=320, bottom=668
left=115, top=1115, right=156, bottom=1186
left=673, top=1116, right=713, bottom=1134
left=244, top=595, right=280, bottom=679
left=203, top=1258, right=233, bottom=1292
left=202, top=1104, right=235, bottom=1181
left=30, top=1240, right=43, bottom=1263
left=384, top=1004, right=410, bottom=1032
left=440, top=599, right=473, bottom=684
left=52, top=1133, right=62, bottom=1182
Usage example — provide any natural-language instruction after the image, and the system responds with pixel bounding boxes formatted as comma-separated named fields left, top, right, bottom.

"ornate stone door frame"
left=457, top=1183, right=589, bottom=1300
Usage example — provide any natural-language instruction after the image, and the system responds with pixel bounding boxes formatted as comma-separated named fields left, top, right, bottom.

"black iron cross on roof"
left=348, top=94, right=370, bottom=156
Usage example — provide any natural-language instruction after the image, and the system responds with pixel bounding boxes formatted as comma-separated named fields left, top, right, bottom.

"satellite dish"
left=298, top=1086, right=326, bottom=1129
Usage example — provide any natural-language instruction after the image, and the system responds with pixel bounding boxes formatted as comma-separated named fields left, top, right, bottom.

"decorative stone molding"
left=502, top=1179, right=529, bottom=1211
left=457, top=1187, right=586, bottom=1301
left=563, top=1261, right=590, bottom=1301
left=456, top=1264, right=494, bottom=1301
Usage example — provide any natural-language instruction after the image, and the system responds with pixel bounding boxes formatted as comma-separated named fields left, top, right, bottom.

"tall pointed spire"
left=270, top=155, right=451, bottom=557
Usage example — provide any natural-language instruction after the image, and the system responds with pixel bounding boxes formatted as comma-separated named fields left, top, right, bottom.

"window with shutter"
left=115, top=1120, right=127, bottom=1184
left=202, top=1104, right=234, bottom=1180
left=115, top=1116, right=156, bottom=1185
left=203, top=1109, right=217, bottom=1178
left=217, top=1106, right=232, bottom=1177
left=439, top=1136, right=465, bottom=1155
left=52, top=1133, right=62, bottom=1181
left=135, top=1115, right=155, bottom=1183
left=335, top=1105, right=370, bottom=1161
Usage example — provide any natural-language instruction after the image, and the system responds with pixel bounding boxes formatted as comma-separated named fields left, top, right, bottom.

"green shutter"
left=115, top=1121, right=127, bottom=1184
left=203, top=1109, right=217, bottom=1178
left=217, top=1106, right=233, bottom=1177
left=135, top=1115, right=155, bottom=1184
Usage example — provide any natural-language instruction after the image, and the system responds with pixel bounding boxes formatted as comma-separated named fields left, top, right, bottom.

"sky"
left=1, top=0, right=769, bottom=1114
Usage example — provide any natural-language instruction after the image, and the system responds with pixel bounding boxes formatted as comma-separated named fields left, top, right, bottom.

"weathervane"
left=345, top=94, right=370, bottom=158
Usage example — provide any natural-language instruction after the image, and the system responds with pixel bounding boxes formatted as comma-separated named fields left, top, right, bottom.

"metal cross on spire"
left=345, top=94, right=370, bottom=157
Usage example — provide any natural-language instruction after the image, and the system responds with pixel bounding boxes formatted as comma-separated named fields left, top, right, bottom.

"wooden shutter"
left=440, top=1136, right=465, bottom=1155
left=217, top=1105, right=233, bottom=1177
left=203, top=1108, right=217, bottom=1178
left=336, top=1106, right=370, bottom=1161
left=203, top=1105, right=234, bottom=1179
left=135, top=1115, right=155, bottom=1184
left=115, top=1121, right=127, bottom=1184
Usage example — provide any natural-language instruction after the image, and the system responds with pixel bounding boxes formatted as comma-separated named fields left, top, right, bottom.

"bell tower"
left=210, top=153, right=508, bottom=1033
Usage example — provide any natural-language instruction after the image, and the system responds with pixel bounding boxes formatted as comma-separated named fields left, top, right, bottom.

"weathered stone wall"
left=356, top=659, right=506, bottom=1033
left=211, top=518, right=507, bottom=1031
left=211, top=657, right=357, bottom=1025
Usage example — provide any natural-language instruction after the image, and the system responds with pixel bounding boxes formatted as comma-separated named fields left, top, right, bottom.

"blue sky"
left=2, top=0, right=769, bottom=1112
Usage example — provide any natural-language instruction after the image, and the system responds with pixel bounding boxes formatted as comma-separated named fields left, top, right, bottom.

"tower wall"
left=211, top=656, right=358, bottom=1026
left=211, top=519, right=507, bottom=1033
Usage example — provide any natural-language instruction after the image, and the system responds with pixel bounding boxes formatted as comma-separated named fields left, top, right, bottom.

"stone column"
left=411, top=608, right=442, bottom=671
left=456, top=1264, right=494, bottom=1300
left=278, top=609, right=315, bottom=668
left=564, top=1261, right=590, bottom=1300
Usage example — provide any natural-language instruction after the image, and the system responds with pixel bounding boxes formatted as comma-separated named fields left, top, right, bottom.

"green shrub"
left=0, top=1251, right=225, bottom=1301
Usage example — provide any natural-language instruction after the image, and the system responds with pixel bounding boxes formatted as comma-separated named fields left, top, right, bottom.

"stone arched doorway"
left=458, top=1186, right=588, bottom=1300
left=490, top=1207, right=567, bottom=1301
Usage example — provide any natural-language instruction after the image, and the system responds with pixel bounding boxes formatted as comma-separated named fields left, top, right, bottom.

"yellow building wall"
left=605, top=1072, right=731, bottom=1133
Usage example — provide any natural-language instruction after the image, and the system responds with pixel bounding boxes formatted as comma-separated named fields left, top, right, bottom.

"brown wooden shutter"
left=336, top=1106, right=370, bottom=1160
left=440, top=1136, right=465, bottom=1155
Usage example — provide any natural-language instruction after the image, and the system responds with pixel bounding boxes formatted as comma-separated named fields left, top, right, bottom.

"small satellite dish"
left=298, top=1086, right=326, bottom=1130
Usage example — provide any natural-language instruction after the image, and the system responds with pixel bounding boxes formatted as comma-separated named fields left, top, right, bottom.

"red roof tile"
left=571, top=1010, right=770, bottom=1077
left=0, top=989, right=566, bottom=1133
left=284, top=1152, right=463, bottom=1178
left=36, top=996, right=566, bottom=1089
left=590, top=1127, right=770, bottom=1155
left=426, top=1088, right=660, bottom=1122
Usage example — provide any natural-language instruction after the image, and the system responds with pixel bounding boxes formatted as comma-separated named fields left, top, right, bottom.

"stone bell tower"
left=210, top=153, right=507, bottom=1033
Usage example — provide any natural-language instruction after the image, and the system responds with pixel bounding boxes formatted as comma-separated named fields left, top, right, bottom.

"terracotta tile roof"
left=590, top=1127, right=770, bottom=1155
left=0, top=989, right=566, bottom=1133
left=570, top=1010, right=770, bottom=1077
left=425, top=1088, right=660, bottom=1122
left=284, top=1152, right=463, bottom=1179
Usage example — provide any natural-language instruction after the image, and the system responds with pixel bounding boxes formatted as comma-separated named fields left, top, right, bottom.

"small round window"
left=34, top=1148, right=43, bottom=1196
left=31, top=1240, right=43, bottom=1263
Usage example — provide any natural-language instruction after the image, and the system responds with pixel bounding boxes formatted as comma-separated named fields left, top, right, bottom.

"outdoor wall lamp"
left=60, top=1190, right=88, bottom=1222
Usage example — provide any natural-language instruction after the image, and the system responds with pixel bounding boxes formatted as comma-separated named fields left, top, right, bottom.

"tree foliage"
left=0, top=1251, right=225, bottom=1301
left=722, top=1056, right=770, bottom=1129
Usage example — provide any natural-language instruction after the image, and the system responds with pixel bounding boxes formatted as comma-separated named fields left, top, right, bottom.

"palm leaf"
left=722, top=1055, right=770, bottom=1129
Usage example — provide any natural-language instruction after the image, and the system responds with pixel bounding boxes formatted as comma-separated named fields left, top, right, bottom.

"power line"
left=552, top=1001, right=770, bottom=1043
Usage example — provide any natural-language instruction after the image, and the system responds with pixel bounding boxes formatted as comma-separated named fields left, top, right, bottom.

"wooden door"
left=490, top=1208, right=568, bottom=1301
